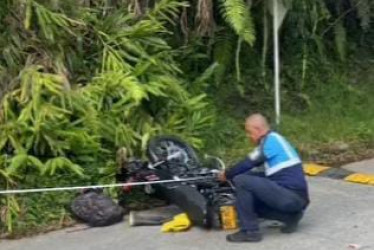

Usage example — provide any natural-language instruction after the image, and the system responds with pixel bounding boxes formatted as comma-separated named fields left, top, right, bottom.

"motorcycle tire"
left=147, top=135, right=200, bottom=171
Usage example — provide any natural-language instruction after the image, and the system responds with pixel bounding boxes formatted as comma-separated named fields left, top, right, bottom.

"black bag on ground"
left=71, top=190, right=124, bottom=227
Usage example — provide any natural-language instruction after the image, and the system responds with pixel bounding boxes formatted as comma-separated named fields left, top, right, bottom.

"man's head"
left=245, top=113, right=270, bottom=144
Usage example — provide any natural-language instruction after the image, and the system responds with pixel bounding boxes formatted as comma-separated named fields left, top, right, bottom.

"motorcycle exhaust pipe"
left=129, top=205, right=182, bottom=226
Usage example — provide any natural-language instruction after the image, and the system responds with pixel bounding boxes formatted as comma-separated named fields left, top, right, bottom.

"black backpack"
left=71, top=190, right=124, bottom=227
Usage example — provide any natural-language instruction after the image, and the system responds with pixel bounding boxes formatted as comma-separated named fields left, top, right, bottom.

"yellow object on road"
left=220, top=205, right=238, bottom=230
left=161, top=213, right=191, bottom=233
left=345, top=173, right=374, bottom=185
left=303, top=163, right=330, bottom=176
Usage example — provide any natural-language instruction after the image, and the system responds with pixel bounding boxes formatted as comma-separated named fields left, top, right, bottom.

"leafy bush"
left=0, top=0, right=214, bottom=235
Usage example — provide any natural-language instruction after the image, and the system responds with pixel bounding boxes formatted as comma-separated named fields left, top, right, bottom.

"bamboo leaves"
left=149, top=0, right=189, bottom=25
left=43, top=157, right=85, bottom=177
left=0, top=0, right=215, bottom=235
left=219, top=0, right=255, bottom=46
left=7, top=154, right=44, bottom=176
left=1, top=195, right=20, bottom=233
left=24, top=0, right=33, bottom=30
left=32, top=1, right=84, bottom=42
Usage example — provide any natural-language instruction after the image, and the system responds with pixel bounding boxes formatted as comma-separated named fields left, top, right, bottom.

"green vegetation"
left=0, top=0, right=373, bottom=237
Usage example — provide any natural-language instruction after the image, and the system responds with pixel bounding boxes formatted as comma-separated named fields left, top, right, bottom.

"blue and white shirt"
left=226, top=131, right=308, bottom=199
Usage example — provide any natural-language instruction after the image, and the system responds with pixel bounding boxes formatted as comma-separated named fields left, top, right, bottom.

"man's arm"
left=225, top=147, right=266, bottom=180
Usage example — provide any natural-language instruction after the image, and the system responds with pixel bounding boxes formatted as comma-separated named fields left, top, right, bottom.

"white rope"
left=0, top=176, right=213, bottom=195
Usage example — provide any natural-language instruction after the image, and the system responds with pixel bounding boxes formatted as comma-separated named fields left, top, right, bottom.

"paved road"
left=1, top=177, right=373, bottom=250
left=343, top=158, right=374, bottom=174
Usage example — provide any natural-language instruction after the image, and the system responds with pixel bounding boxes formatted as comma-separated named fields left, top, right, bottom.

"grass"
left=204, top=61, right=374, bottom=167
left=282, top=61, right=374, bottom=163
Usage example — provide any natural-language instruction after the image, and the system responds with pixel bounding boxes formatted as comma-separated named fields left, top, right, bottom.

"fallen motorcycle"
left=117, top=135, right=236, bottom=229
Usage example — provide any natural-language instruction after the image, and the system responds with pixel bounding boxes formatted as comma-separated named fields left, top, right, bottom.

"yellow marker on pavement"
left=303, top=163, right=330, bottom=176
left=345, top=173, right=374, bottom=185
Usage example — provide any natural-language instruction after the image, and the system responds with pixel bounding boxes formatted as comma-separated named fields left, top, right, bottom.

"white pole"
left=273, top=0, right=281, bottom=126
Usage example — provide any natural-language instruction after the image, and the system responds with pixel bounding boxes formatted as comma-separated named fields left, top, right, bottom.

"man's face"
left=245, top=122, right=262, bottom=145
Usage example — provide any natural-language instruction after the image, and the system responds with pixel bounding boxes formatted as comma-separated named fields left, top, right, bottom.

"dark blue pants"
left=232, top=173, right=308, bottom=232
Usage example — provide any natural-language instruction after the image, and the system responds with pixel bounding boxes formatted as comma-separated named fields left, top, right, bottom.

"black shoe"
left=280, top=212, right=303, bottom=234
left=226, top=230, right=263, bottom=243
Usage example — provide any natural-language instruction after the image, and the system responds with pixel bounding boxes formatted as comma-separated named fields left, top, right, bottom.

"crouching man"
left=219, top=113, right=309, bottom=243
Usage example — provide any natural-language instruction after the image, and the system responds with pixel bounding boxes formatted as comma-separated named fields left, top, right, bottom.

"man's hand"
left=218, top=171, right=227, bottom=182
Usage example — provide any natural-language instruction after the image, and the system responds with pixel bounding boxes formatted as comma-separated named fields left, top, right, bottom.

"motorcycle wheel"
left=147, top=135, right=200, bottom=173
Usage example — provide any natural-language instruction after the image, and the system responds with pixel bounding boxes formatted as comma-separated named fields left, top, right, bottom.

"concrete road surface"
left=1, top=177, right=373, bottom=250
left=343, top=158, right=374, bottom=174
